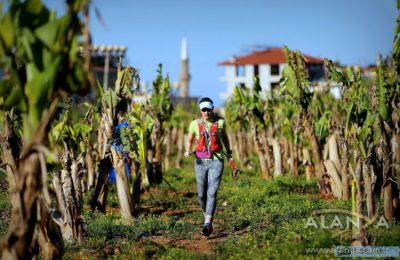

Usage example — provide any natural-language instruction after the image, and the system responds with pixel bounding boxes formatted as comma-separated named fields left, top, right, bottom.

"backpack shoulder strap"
left=197, top=118, right=205, bottom=134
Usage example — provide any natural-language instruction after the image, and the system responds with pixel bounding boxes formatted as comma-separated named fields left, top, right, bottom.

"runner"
left=184, top=97, right=232, bottom=236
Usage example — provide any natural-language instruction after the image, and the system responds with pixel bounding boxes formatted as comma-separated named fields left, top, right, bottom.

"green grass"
left=0, top=169, right=10, bottom=237
left=70, top=159, right=400, bottom=259
left=1, top=157, right=400, bottom=259
left=0, top=191, right=10, bottom=237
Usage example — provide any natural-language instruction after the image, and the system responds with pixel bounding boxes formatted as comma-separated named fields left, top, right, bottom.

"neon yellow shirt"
left=188, top=116, right=225, bottom=160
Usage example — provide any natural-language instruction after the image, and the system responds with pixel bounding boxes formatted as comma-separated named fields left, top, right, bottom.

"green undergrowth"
left=0, top=169, right=10, bottom=237
left=64, top=159, right=400, bottom=259
left=85, top=211, right=196, bottom=241
left=0, top=158, right=399, bottom=259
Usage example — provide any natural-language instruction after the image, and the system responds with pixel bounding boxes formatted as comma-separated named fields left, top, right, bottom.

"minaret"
left=179, top=36, right=190, bottom=98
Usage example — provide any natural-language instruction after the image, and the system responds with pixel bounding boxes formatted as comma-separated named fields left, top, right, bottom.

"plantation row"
left=1, top=0, right=400, bottom=259
left=224, top=46, right=400, bottom=246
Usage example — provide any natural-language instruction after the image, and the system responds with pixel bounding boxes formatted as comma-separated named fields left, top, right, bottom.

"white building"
left=218, top=47, right=325, bottom=99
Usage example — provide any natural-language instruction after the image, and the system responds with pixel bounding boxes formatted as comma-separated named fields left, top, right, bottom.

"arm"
left=185, top=132, right=195, bottom=157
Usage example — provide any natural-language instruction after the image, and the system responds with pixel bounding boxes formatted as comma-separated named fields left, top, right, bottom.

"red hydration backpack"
left=194, top=117, right=222, bottom=158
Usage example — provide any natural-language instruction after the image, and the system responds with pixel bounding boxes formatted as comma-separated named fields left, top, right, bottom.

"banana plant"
left=224, top=97, right=250, bottom=169
left=265, top=94, right=286, bottom=177
left=309, top=92, right=346, bottom=197
left=50, top=103, right=93, bottom=243
left=311, top=94, right=334, bottom=142
left=325, top=63, right=377, bottom=155
left=274, top=97, right=301, bottom=175
left=325, top=59, right=380, bottom=243
left=91, top=59, right=141, bottom=224
left=280, top=46, right=326, bottom=191
left=170, top=102, right=190, bottom=168
left=232, top=76, right=271, bottom=178
left=393, top=0, right=400, bottom=74
left=81, top=102, right=99, bottom=190
left=116, top=101, right=154, bottom=208
left=0, top=0, right=91, bottom=258
left=374, top=62, right=400, bottom=220
left=145, top=64, right=172, bottom=184
left=0, top=108, right=22, bottom=205
left=389, top=3, right=400, bottom=220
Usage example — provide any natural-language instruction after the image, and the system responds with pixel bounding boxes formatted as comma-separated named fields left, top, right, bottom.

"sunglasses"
left=201, top=108, right=212, bottom=112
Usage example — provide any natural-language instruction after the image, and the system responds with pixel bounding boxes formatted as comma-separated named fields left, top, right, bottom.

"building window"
left=254, top=65, right=259, bottom=76
left=270, top=64, right=279, bottom=75
left=307, top=64, right=324, bottom=82
left=270, top=82, right=280, bottom=90
left=236, top=65, right=245, bottom=77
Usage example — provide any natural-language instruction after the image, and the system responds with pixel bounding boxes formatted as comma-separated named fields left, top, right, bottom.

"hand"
left=227, top=149, right=233, bottom=158
left=184, top=150, right=191, bottom=157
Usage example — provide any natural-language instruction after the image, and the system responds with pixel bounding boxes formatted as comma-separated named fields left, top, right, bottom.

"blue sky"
left=43, top=0, right=398, bottom=107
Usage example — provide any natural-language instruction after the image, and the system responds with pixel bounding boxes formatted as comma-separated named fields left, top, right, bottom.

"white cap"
left=199, top=101, right=213, bottom=110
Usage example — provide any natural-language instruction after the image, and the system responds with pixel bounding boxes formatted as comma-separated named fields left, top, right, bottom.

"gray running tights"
left=194, top=159, right=224, bottom=216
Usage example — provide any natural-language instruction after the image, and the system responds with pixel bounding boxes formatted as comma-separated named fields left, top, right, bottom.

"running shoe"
left=202, top=223, right=213, bottom=236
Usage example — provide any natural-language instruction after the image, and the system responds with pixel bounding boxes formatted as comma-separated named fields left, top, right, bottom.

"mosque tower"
left=179, top=36, right=190, bottom=98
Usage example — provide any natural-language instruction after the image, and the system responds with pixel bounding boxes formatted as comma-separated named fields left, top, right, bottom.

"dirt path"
left=147, top=222, right=247, bottom=255
left=139, top=185, right=248, bottom=256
